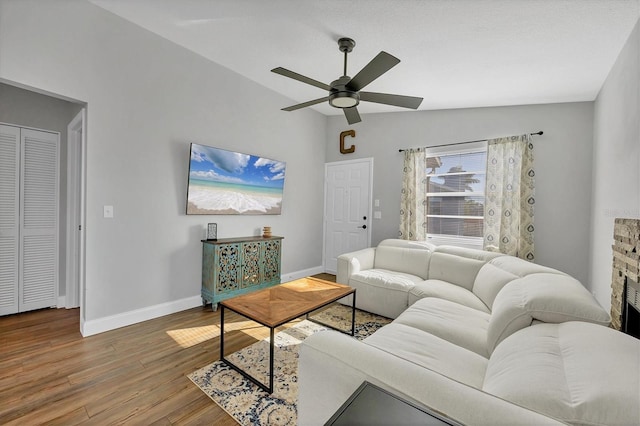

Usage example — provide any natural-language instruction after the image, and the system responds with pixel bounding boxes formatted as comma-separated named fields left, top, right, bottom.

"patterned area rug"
left=188, top=303, right=391, bottom=426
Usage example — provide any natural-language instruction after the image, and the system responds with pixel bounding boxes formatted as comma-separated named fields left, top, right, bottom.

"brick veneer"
left=611, top=218, right=640, bottom=330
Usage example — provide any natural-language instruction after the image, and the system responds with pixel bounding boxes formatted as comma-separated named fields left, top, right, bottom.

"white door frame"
left=65, top=109, right=86, bottom=325
left=322, top=157, right=373, bottom=272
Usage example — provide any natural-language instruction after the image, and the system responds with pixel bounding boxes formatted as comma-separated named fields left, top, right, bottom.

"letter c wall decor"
left=340, top=130, right=356, bottom=154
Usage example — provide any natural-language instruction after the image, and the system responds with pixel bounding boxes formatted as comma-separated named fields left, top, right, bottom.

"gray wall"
left=590, top=18, right=640, bottom=310
left=0, top=82, right=83, bottom=298
left=326, top=103, right=594, bottom=285
left=0, top=0, right=327, bottom=326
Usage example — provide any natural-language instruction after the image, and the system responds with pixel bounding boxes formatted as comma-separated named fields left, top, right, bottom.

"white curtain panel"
left=483, top=135, right=535, bottom=260
left=399, top=148, right=427, bottom=241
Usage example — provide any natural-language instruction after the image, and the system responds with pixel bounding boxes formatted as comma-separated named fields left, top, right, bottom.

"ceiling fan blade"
left=343, top=106, right=361, bottom=125
left=271, top=67, right=331, bottom=91
left=346, top=51, right=400, bottom=92
left=282, top=97, right=329, bottom=112
left=359, top=91, right=423, bottom=109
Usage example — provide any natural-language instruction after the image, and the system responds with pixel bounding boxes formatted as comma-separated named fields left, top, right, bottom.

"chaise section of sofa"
left=298, top=320, right=640, bottom=425
left=298, top=330, right=567, bottom=425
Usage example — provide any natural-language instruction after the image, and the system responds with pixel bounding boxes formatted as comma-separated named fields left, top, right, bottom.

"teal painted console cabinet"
left=201, top=236, right=283, bottom=310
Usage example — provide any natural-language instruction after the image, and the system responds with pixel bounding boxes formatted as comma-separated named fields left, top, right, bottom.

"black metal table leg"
left=219, top=306, right=274, bottom=394
left=269, top=327, right=274, bottom=393
left=351, top=291, right=356, bottom=336
left=220, top=304, right=225, bottom=359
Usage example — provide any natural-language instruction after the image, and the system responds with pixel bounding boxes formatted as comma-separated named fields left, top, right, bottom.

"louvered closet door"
left=19, top=128, right=59, bottom=312
left=0, top=125, right=20, bottom=315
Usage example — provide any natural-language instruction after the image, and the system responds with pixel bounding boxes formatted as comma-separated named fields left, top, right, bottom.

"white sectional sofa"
left=297, top=239, right=640, bottom=425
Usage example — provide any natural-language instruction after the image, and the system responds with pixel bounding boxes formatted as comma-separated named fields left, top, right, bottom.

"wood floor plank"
left=0, top=274, right=336, bottom=424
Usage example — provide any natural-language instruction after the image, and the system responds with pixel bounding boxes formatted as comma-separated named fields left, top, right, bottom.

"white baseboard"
left=280, top=266, right=325, bottom=282
left=80, top=266, right=326, bottom=337
left=81, top=295, right=202, bottom=337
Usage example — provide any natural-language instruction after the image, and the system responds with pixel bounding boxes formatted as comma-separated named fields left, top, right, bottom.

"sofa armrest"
left=298, top=331, right=566, bottom=426
left=336, top=248, right=376, bottom=284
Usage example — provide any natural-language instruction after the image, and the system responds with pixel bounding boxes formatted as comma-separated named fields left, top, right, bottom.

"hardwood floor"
left=0, top=273, right=337, bottom=425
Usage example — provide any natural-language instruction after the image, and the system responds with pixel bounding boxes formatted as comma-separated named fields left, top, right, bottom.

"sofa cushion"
left=364, top=322, right=489, bottom=389
left=374, top=246, right=430, bottom=279
left=350, top=269, right=423, bottom=292
left=427, top=252, right=487, bottom=291
left=486, top=274, right=611, bottom=353
left=408, top=279, right=490, bottom=313
left=473, top=257, right=563, bottom=310
left=484, top=322, right=640, bottom=426
left=472, top=263, right=520, bottom=310
left=346, top=269, right=423, bottom=318
left=378, top=238, right=435, bottom=251
left=487, top=255, right=564, bottom=276
left=394, top=298, right=491, bottom=357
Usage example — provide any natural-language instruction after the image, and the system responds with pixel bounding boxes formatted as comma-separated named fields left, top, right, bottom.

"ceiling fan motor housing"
left=329, top=75, right=359, bottom=108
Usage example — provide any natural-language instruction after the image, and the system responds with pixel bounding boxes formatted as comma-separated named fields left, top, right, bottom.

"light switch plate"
left=374, top=211, right=382, bottom=219
left=104, top=205, right=114, bottom=218
left=374, top=199, right=380, bottom=207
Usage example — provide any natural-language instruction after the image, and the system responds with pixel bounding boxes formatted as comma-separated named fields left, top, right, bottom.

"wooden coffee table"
left=219, top=276, right=356, bottom=393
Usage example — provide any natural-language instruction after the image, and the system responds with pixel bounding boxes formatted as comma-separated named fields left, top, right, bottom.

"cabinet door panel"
left=241, top=241, right=261, bottom=288
left=215, top=243, right=240, bottom=292
left=263, top=240, right=281, bottom=284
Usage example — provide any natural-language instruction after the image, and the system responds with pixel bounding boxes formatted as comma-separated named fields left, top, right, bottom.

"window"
left=425, top=142, right=487, bottom=248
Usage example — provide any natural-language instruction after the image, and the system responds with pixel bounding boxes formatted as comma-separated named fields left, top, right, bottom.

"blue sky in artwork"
left=189, top=143, right=285, bottom=188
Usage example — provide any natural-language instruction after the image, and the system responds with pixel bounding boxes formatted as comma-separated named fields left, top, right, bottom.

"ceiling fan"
left=271, top=37, right=423, bottom=124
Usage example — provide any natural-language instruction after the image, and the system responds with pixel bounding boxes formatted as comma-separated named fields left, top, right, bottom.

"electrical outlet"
left=374, top=211, right=382, bottom=219
left=103, top=205, right=114, bottom=218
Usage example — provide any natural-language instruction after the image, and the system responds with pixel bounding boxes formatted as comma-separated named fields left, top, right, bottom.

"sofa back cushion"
left=472, top=256, right=558, bottom=310
left=472, top=264, right=519, bottom=310
left=378, top=239, right=435, bottom=251
left=484, top=322, right=640, bottom=425
left=374, top=246, right=431, bottom=279
left=427, top=246, right=501, bottom=291
left=486, top=273, right=611, bottom=353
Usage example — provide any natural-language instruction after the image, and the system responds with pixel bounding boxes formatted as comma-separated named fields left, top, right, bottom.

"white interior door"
left=19, top=128, right=59, bottom=312
left=0, top=125, right=21, bottom=315
left=324, top=158, right=373, bottom=274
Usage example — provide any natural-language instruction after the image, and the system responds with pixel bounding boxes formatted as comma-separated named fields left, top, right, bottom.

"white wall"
left=326, top=102, right=594, bottom=285
left=0, top=0, right=327, bottom=331
left=590, top=18, right=640, bottom=310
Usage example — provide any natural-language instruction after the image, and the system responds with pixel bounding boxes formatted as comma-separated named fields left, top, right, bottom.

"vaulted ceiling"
left=92, top=0, right=639, bottom=116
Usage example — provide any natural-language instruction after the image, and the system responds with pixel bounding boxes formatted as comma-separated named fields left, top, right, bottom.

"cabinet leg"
left=212, top=303, right=218, bottom=312
left=202, top=298, right=207, bottom=307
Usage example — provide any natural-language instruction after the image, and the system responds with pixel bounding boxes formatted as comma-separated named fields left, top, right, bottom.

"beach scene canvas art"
left=186, top=143, right=285, bottom=215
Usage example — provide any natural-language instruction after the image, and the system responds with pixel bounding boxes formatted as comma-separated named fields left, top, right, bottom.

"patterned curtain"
left=483, top=135, right=535, bottom=260
left=399, top=148, right=427, bottom=240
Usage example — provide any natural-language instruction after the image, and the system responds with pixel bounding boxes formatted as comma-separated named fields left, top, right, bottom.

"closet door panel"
left=19, top=128, right=58, bottom=312
left=0, top=125, right=20, bottom=315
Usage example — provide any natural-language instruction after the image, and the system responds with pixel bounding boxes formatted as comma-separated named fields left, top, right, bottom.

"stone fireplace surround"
left=611, top=218, right=640, bottom=332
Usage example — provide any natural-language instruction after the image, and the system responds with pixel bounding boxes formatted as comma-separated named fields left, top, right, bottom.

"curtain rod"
left=398, top=131, right=543, bottom=153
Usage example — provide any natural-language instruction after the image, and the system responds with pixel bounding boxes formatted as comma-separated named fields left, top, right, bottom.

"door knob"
left=359, top=225, right=367, bottom=229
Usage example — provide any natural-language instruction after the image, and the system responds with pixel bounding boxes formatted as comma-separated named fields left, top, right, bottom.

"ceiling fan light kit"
left=272, top=37, right=423, bottom=125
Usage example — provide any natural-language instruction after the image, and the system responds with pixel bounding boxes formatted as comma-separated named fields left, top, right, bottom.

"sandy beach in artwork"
left=187, top=181, right=282, bottom=215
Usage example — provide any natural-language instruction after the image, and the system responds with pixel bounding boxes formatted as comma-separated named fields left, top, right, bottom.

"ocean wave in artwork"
left=187, top=181, right=282, bottom=215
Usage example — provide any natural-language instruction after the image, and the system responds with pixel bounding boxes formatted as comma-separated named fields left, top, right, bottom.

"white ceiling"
left=91, top=0, right=640, bottom=117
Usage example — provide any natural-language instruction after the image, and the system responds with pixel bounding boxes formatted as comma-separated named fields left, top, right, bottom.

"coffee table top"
left=219, top=277, right=355, bottom=328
